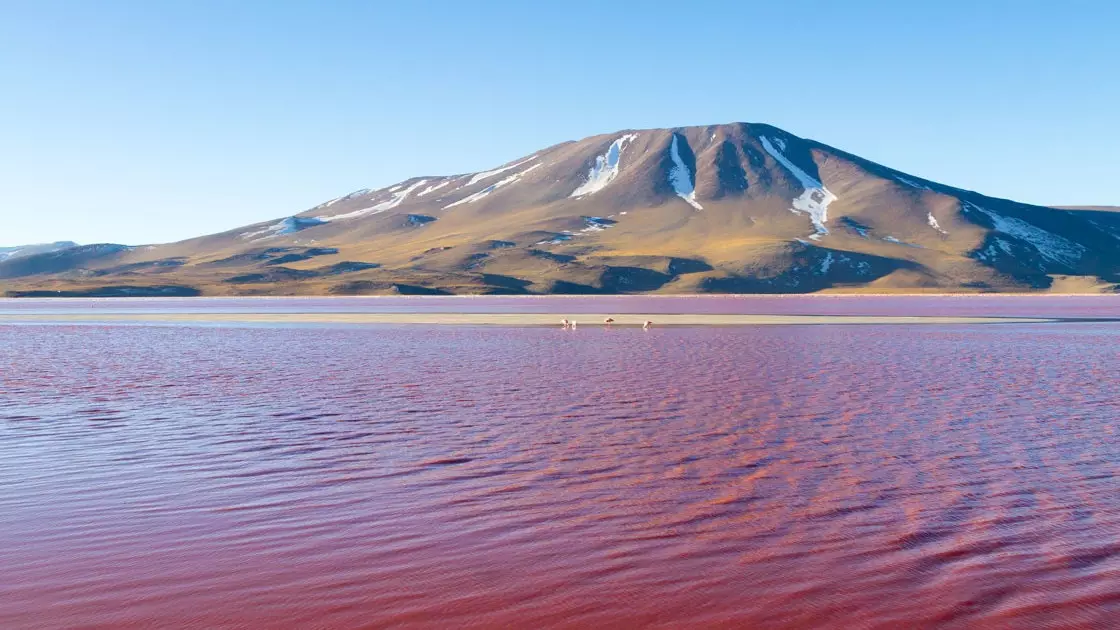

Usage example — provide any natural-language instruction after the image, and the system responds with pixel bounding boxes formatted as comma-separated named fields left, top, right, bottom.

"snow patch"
left=1088, top=219, right=1120, bottom=242
left=571, top=134, right=638, bottom=197
left=312, top=189, right=370, bottom=211
left=466, top=155, right=538, bottom=187
left=579, top=216, right=615, bottom=233
left=418, top=180, right=451, bottom=197
left=976, top=237, right=1017, bottom=261
left=965, top=202, right=1085, bottom=268
left=444, top=164, right=542, bottom=209
left=534, top=217, right=615, bottom=245
left=668, top=135, right=703, bottom=210
left=318, top=179, right=428, bottom=222
left=241, top=216, right=327, bottom=241
left=897, top=175, right=933, bottom=191
left=819, top=251, right=834, bottom=274
left=535, top=233, right=573, bottom=245
left=882, top=236, right=921, bottom=248
left=928, top=212, right=948, bottom=235
left=760, top=136, right=836, bottom=240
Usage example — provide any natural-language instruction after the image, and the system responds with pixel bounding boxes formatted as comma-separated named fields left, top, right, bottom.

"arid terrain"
left=3, top=123, right=1119, bottom=296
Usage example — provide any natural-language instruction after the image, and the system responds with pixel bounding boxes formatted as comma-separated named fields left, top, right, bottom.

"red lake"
left=1, top=297, right=1117, bottom=628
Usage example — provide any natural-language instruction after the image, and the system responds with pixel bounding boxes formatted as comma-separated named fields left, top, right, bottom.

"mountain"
left=3, top=122, right=1119, bottom=296
left=0, top=241, right=78, bottom=263
left=0, top=243, right=132, bottom=280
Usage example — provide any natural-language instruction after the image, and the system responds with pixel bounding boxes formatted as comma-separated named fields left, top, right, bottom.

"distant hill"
left=0, top=241, right=78, bottom=263
left=0, top=244, right=131, bottom=280
left=3, top=123, right=1119, bottom=295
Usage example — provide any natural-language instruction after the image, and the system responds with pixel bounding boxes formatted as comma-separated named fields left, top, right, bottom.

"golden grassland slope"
left=3, top=123, right=1119, bottom=296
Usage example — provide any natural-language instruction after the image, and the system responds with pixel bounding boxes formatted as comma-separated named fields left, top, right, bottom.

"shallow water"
left=1, top=316, right=1118, bottom=628
left=2, top=294, right=1120, bottom=318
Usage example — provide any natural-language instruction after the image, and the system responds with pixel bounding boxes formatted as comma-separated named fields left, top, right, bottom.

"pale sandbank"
left=0, top=313, right=1063, bottom=326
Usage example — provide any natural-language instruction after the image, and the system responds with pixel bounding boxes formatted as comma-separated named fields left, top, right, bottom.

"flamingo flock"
left=560, top=318, right=652, bottom=330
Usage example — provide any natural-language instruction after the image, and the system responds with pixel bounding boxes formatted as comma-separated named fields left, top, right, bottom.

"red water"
left=1, top=320, right=1118, bottom=628
left=2, top=294, right=1120, bottom=318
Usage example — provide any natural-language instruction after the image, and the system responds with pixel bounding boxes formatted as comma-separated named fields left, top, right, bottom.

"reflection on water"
left=0, top=321, right=1117, bottom=628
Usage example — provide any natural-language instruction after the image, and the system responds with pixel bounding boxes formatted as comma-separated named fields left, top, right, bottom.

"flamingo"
left=643, top=320, right=653, bottom=330
left=561, top=318, right=571, bottom=329
left=604, top=317, right=615, bottom=327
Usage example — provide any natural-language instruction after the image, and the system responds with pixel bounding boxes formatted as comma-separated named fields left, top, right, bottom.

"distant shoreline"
left=2, top=292, right=1119, bottom=302
left=0, top=313, right=1070, bottom=326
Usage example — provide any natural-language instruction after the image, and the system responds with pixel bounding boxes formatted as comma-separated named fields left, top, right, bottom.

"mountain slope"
left=0, top=242, right=78, bottom=263
left=4, top=123, right=1119, bottom=296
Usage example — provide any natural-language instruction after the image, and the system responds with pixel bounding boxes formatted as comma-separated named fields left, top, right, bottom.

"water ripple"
left=1, top=322, right=1118, bottom=628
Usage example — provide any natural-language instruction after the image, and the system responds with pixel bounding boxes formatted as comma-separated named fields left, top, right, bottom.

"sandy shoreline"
left=0, top=313, right=1061, bottom=326
left=2, top=293, right=1118, bottom=303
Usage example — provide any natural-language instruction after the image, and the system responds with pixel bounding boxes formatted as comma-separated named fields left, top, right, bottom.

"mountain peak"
left=4, top=123, right=1119, bottom=296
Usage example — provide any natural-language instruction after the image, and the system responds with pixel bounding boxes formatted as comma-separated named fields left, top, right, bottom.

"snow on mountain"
left=819, top=251, right=834, bottom=274
left=928, top=212, right=948, bottom=235
left=897, top=175, right=933, bottom=191
left=318, top=180, right=430, bottom=222
left=418, top=179, right=453, bottom=197
left=882, top=235, right=921, bottom=248
left=445, top=164, right=542, bottom=209
left=571, top=134, right=638, bottom=197
left=963, top=202, right=1086, bottom=268
left=10, top=122, right=1118, bottom=296
left=312, top=189, right=371, bottom=211
left=668, top=135, right=702, bottom=210
left=242, top=217, right=327, bottom=241
left=579, top=216, right=615, bottom=233
left=760, top=135, right=836, bottom=241
left=466, top=156, right=538, bottom=187
left=0, top=241, right=79, bottom=262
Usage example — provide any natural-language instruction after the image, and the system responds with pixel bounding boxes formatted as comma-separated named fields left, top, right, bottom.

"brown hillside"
left=4, top=123, right=1119, bottom=296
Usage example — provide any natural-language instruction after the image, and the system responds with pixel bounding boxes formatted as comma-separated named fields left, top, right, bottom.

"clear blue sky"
left=2, top=0, right=1118, bottom=246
